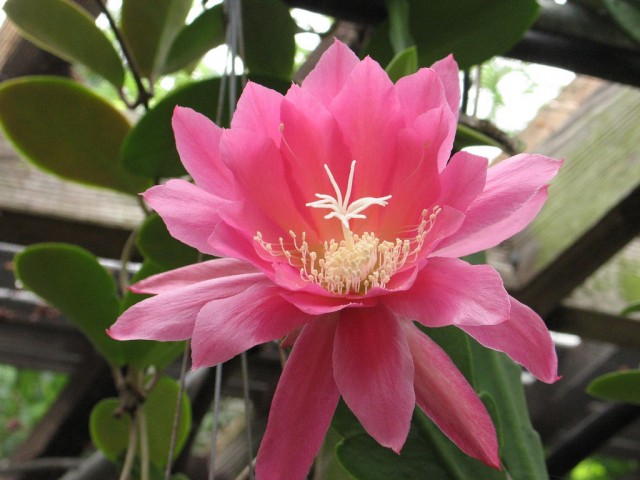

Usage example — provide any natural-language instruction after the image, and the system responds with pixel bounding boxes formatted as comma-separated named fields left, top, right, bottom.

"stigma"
left=255, top=161, right=439, bottom=295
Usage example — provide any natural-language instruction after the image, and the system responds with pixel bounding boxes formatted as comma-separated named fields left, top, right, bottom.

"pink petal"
left=394, top=67, right=448, bottom=126
left=172, top=107, right=234, bottom=196
left=333, top=306, right=414, bottom=452
left=301, top=39, right=360, bottom=107
left=383, top=257, right=510, bottom=327
left=404, top=323, right=500, bottom=468
left=280, top=288, right=377, bottom=315
left=256, top=316, right=340, bottom=480
left=143, top=179, right=224, bottom=256
left=438, top=151, right=487, bottom=213
left=231, top=81, right=284, bottom=145
left=107, top=273, right=263, bottom=341
left=460, top=296, right=560, bottom=383
left=329, top=56, right=404, bottom=223
left=430, top=54, right=461, bottom=122
left=190, top=280, right=312, bottom=368
left=435, top=154, right=562, bottom=258
left=130, top=258, right=259, bottom=294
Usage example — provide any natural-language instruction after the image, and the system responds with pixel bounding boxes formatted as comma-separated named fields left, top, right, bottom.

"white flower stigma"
left=255, top=161, right=440, bottom=295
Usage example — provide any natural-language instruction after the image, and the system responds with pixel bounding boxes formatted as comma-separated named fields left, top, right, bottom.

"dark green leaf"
left=121, top=75, right=291, bottom=178
left=385, top=46, right=418, bottom=83
left=386, top=0, right=415, bottom=54
left=90, top=377, right=191, bottom=466
left=121, top=0, right=192, bottom=78
left=162, top=4, right=226, bottom=74
left=454, top=123, right=505, bottom=150
left=15, top=243, right=125, bottom=366
left=588, top=370, right=640, bottom=405
left=0, top=76, right=149, bottom=195
left=604, top=0, right=640, bottom=45
left=4, top=0, right=124, bottom=88
left=621, top=299, right=640, bottom=316
left=242, top=0, right=296, bottom=78
left=120, top=260, right=186, bottom=370
left=365, top=0, right=540, bottom=69
left=137, top=214, right=199, bottom=270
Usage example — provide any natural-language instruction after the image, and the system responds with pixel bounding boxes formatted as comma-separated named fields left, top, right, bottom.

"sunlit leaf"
left=0, top=76, right=149, bottom=195
left=365, top=0, right=540, bottom=69
left=588, top=370, right=640, bottom=405
left=621, top=300, right=640, bottom=316
left=121, top=0, right=192, bottom=78
left=386, top=0, right=415, bottom=54
left=15, top=243, right=125, bottom=366
left=90, top=377, right=191, bottom=466
left=121, top=75, right=290, bottom=178
left=3, top=0, right=125, bottom=88
left=242, top=0, right=296, bottom=78
left=163, top=4, right=226, bottom=74
left=385, top=46, right=418, bottom=82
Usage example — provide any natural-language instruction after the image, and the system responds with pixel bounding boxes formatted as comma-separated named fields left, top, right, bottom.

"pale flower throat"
left=255, top=161, right=439, bottom=295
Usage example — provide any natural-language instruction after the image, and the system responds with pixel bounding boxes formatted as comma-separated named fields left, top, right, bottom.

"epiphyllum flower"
left=109, top=40, right=561, bottom=478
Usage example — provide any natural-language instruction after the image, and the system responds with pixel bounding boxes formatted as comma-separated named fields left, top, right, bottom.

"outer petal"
left=301, top=39, right=360, bottom=107
left=460, top=296, right=560, bottom=383
left=430, top=54, right=461, bottom=122
left=190, top=280, right=312, bottom=368
left=143, top=179, right=223, bottom=256
left=172, top=107, right=234, bottom=196
left=231, top=81, right=284, bottom=144
left=334, top=306, right=414, bottom=452
left=256, top=316, right=340, bottom=480
left=434, top=154, right=561, bottom=257
left=404, top=324, right=500, bottom=468
left=107, top=273, right=263, bottom=341
left=130, top=258, right=259, bottom=294
left=438, top=151, right=487, bottom=213
left=383, top=257, right=510, bottom=327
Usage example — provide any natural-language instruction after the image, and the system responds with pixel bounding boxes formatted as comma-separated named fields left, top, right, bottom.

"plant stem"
left=94, top=0, right=152, bottom=109
left=119, top=414, right=138, bottom=480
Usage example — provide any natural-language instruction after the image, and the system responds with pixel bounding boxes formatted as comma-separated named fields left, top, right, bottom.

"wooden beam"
left=515, top=182, right=640, bottom=318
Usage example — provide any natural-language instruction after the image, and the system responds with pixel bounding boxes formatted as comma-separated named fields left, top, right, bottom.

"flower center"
left=255, top=161, right=439, bottom=295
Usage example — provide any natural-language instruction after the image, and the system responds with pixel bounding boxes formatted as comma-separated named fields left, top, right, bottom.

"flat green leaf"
left=120, top=260, right=186, bottom=370
left=163, top=4, right=226, bottom=74
left=588, top=370, right=640, bottom=405
left=0, top=77, right=149, bottom=195
left=242, top=0, right=296, bottom=78
left=385, top=46, right=418, bottom=83
left=467, top=340, right=548, bottom=480
left=137, top=214, right=199, bottom=270
left=621, top=300, right=640, bottom=316
left=365, top=0, right=540, bottom=69
left=454, top=123, right=506, bottom=151
left=386, top=0, right=415, bottom=54
left=121, top=0, right=192, bottom=78
left=121, top=75, right=291, bottom=178
left=15, top=243, right=125, bottom=366
left=4, top=0, right=124, bottom=88
left=605, top=0, right=640, bottom=45
left=90, top=377, right=191, bottom=466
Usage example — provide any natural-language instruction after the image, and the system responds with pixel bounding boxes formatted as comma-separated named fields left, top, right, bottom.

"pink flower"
left=109, top=40, right=561, bottom=478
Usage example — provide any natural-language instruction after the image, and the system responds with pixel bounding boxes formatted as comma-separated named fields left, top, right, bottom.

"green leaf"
left=467, top=341, right=548, bottom=480
left=0, top=76, right=149, bottom=195
left=120, top=260, right=186, bottom=370
left=15, top=243, right=125, bottom=366
left=242, top=0, right=296, bottom=78
left=3, top=0, right=125, bottom=88
left=588, top=370, right=640, bottom=405
left=604, top=0, right=640, bottom=45
left=385, top=46, right=418, bottom=83
left=386, top=0, right=415, bottom=54
left=454, top=123, right=505, bottom=150
left=121, top=75, right=291, bottom=178
left=621, top=300, right=640, bottom=316
left=365, top=0, right=540, bottom=69
left=121, top=0, right=192, bottom=78
left=137, top=214, right=199, bottom=270
left=90, top=377, right=191, bottom=466
left=163, top=4, right=226, bottom=74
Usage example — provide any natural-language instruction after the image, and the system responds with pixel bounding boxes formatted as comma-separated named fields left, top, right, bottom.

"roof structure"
left=1, top=0, right=640, bottom=478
